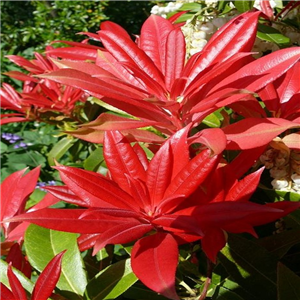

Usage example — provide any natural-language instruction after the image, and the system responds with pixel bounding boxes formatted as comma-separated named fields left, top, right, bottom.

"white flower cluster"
left=253, top=0, right=277, bottom=10
left=203, top=0, right=218, bottom=7
left=181, top=12, right=238, bottom=58
left=150, top=2, right=183, bottom=18
left=152, top=1, right=300, bottom=59
left=260, top=142, right=300, bottom=193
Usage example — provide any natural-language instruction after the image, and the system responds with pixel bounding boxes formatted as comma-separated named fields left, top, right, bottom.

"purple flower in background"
left=36, top=180, right=56, bottom=191
left=13, top=142, right=28, bottom=149
left=2, top=132, right=28, bottom=149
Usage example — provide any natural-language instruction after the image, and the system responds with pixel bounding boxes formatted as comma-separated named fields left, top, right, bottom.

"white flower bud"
left=191, top=39, right=207, bottom=49
left=151, top=5, right=159, bottom=14
left=193, top=31, right=207, bottom=40
left=291, top=173, right=300, bottom=185
left=271, top=178, right=289, bottom=190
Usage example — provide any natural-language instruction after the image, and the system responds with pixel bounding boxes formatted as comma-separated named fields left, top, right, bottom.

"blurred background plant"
left=0, top=0, right=154, bottom=85
left=0, top=0, right=154, bottom=182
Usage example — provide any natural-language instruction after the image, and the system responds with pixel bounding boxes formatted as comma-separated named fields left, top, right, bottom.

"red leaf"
left=201, top=228, right=227, bottom=263
left=6, top=243, right=31, bottom=278
left=185, top=11, right=260, bottom=83
left=0, top=117, right=28, bottom=125
left=1, top=167, right=40, bottom=232
left=189, top=128, right=227, bottom=155
left=195, top=201, right=300, bottom=230
left=7, top=264, right=27, bottom=300
left=96, top=50, right=145, bottom=89
left=92, top=221, right=153, bottom=255
left=164, top=149, right=220, bottom=199
left=0, top=283, right=15, bottom=299
left=104, top=131, right=147, bottom=193
left=54, top=165, right=138, bottom=210
left=43, top=185, right=87, bottom=207
left=100, top=21, right=132, bottom=40
left=282, top=133, right=300, bottom=149
left=31, top=251, right=65, bottom=300
left=40, top=69, right=167, bottom=122
left=80, top=113, right=158, bottom=131
left=8, top=208, right=127, bottom=234
left=211, top=47, right=300, bottom=96
left=67, top=126, right=165, bottom=144
left=132, top=143, right=149, bottom=170
left=224, top=168, right=264, bottom=202
left=6, top=55, right=43, bottom=73
left=139, top=15, right=174, bottom=74
left=131, top=232, right=180, bottom=300
left=260, top=0, right=274, bottom=19
left=223, top=118, right=300, bottom=150
left=164, top=28, right=185, bottom=91
left=168, top=125, right=191, bottom=180
left=98, top=29, right=165, bottom=87
left=146, top=141, right=172, bottom=206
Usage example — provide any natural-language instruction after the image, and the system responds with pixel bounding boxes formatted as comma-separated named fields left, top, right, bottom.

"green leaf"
left=0, top=141, right=8, bottom=154
left=0, top=259, right=34, bottom=293
left=211, top=281, right=246, bottom=300
left=202, top=112, right=221, bottom=128
left=285, top=210, right=300, bottom=229
left=219, top=234, right=278, bottom=300
left=85, top=258, right=138, bottom=300
left=24, top=224, right=87, bottom=297
left=123, top=282, right=169, bottom=300
left=257, top=24, right=290, bottom=45
left=210, top=264, right=258, bottom=300
left=274, top=190, right=300, bottom=202
left=7, top=152, right=46, bottom=167
left=257, top=230, right=300, bottom=259
left=277, top=263, right=300, bottom=300
left=83, top=147, right=104, bottom=171
left=47, top=137, right=75, bottom=166
left=234, top=1, right=254, bottom=13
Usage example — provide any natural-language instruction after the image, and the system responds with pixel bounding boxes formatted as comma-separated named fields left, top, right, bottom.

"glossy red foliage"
left=7, top=129, right=300, bottom=299
left=38, top=11, right=300, bottom=147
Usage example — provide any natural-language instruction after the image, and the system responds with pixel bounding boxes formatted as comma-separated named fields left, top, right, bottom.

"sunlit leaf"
left=24, top=224, right=87, bottom=296
left=85, top=258, right=138, bottom=300
left=257, top=24, right=290, bottom=45
left=47, top=137, right=75, bottom=166
left=219, top=234, right=277, bottom=300
left=0, top=260, right=34, bottom=294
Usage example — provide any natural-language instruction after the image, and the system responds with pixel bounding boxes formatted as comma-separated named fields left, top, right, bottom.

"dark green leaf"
left=211, top=280, right=246, bottom=300
left=219, top=234, right=278, bottom=300
left=257, top=24, right=290, bottom=45
left=257, top=230, right=300, bottom=259
left=285, top=210, right=300, bottom=230
left=277, top=263, right=300, bottom=300
left=85, top=258, right=138, bottom=300
left=123, top=282, right=169, bottom=300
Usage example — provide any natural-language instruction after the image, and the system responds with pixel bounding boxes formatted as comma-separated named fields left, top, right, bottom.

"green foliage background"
left=0, top=1, right=154, bottom=84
